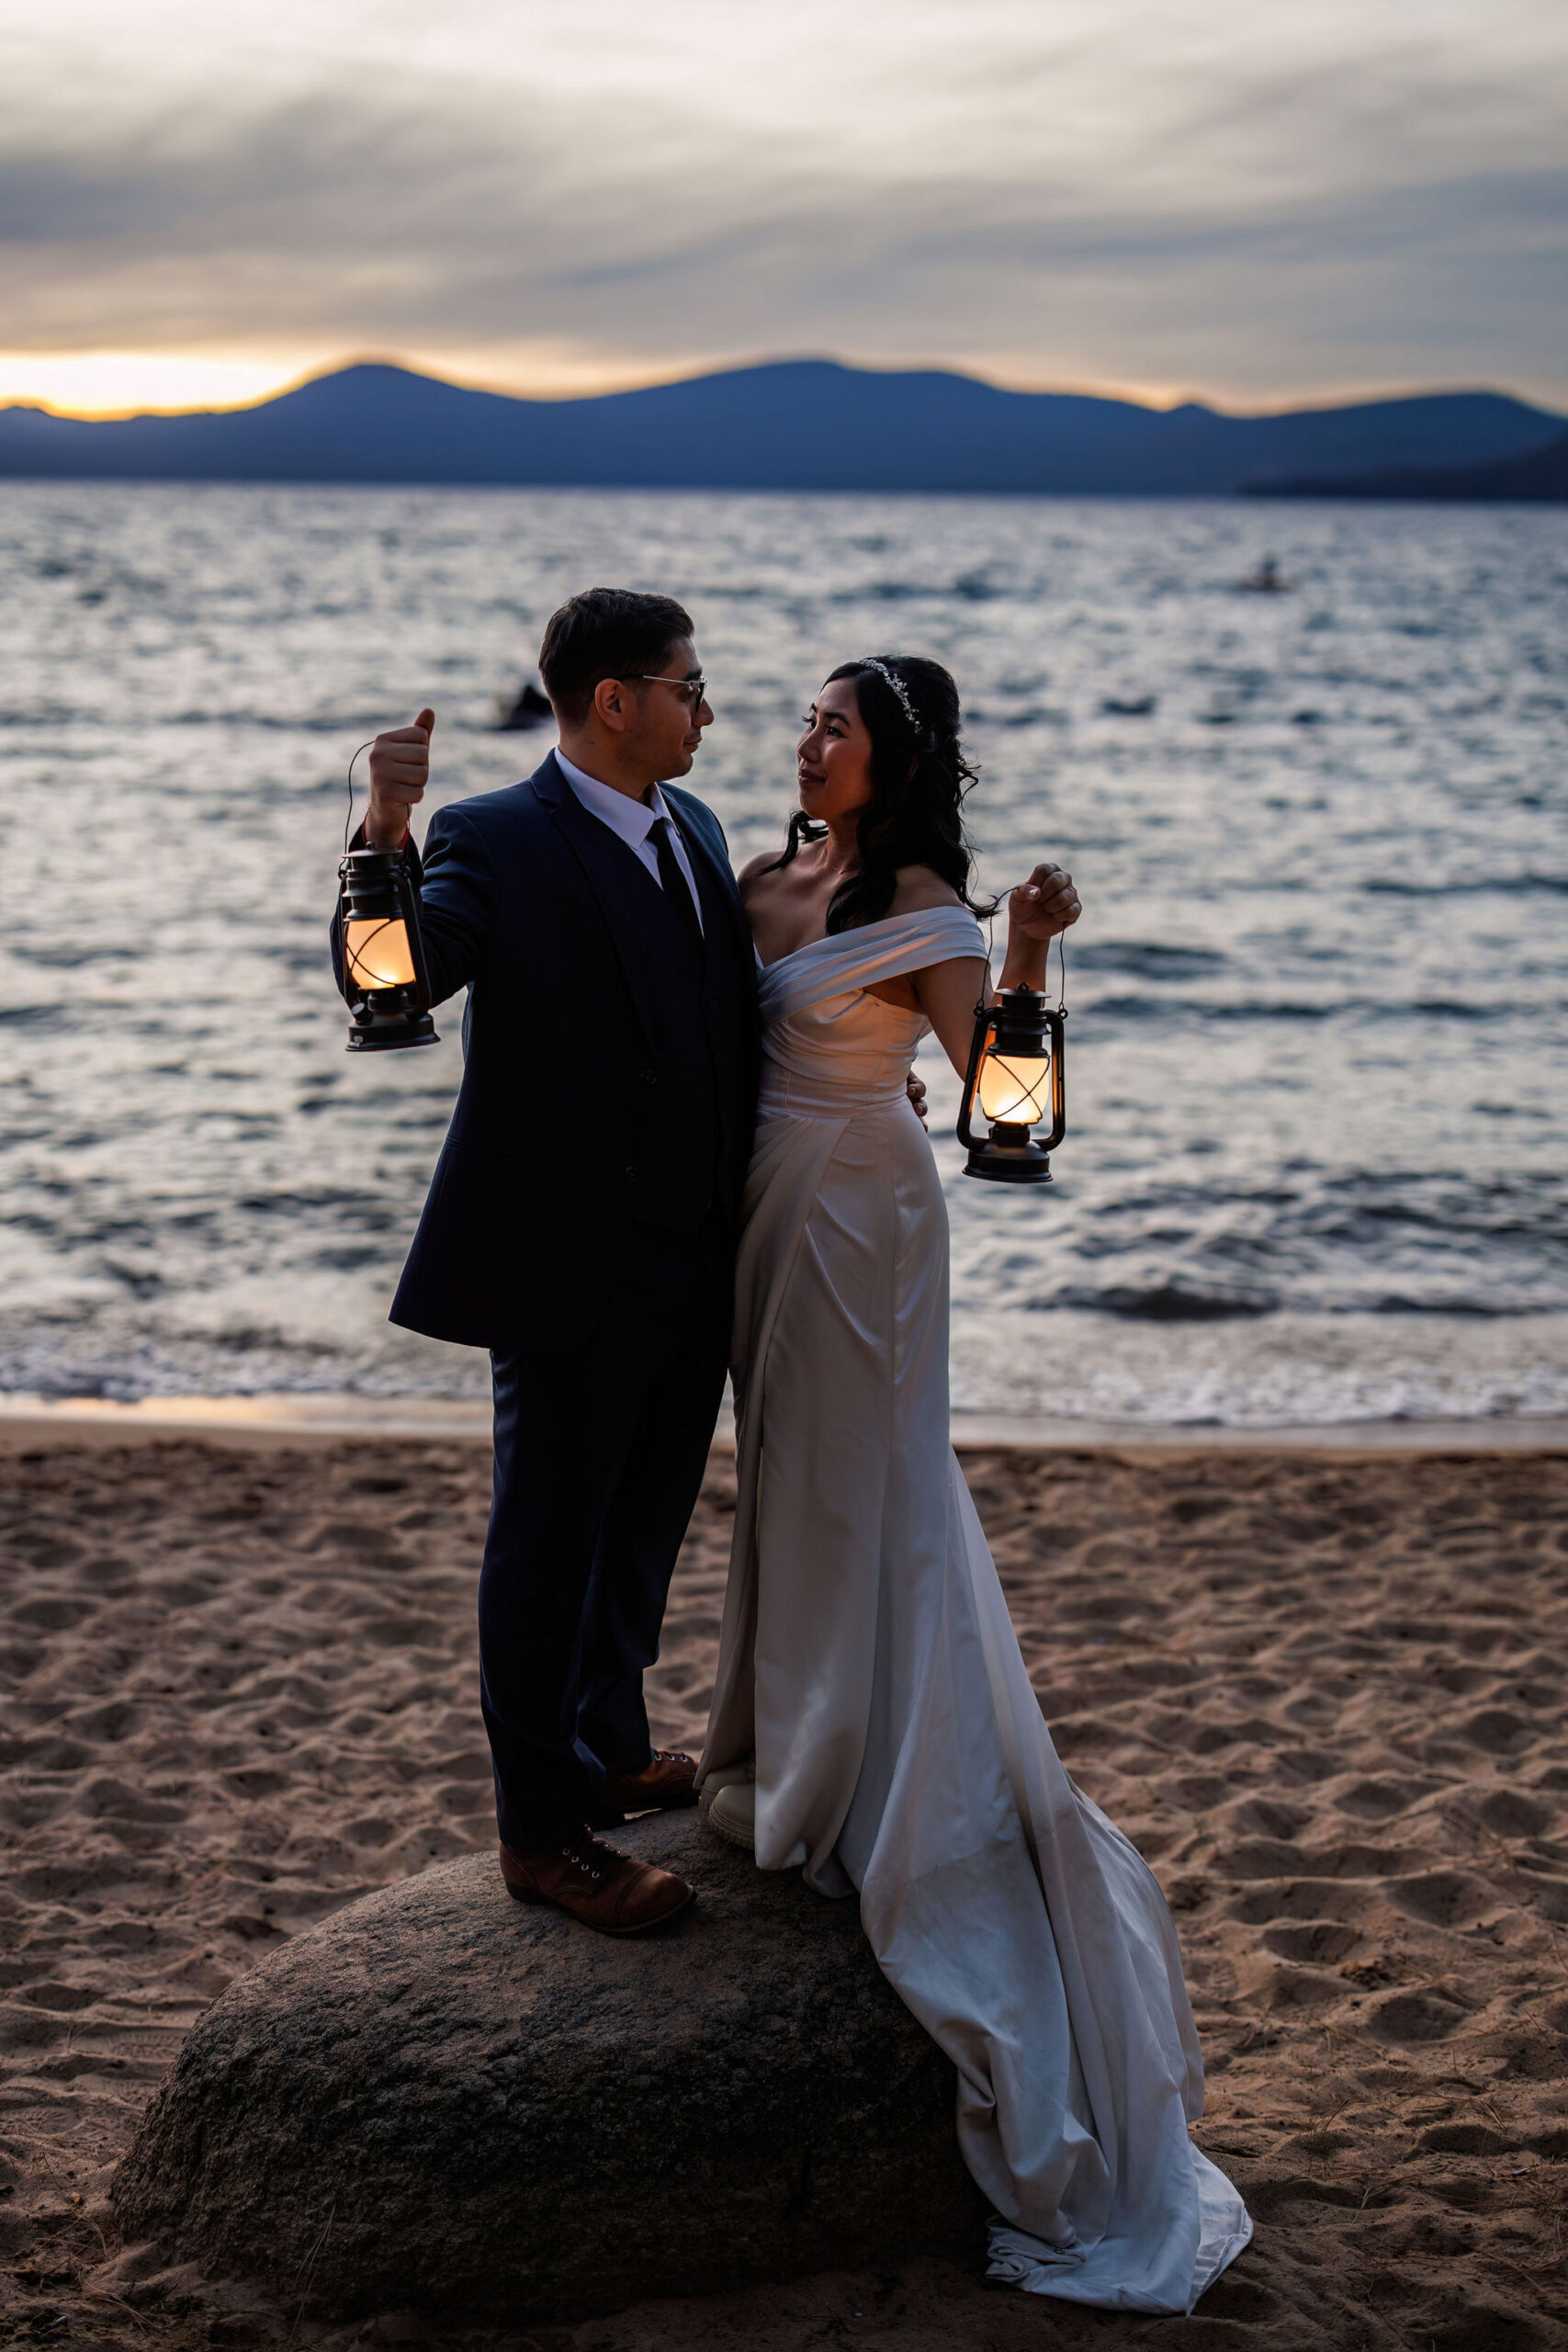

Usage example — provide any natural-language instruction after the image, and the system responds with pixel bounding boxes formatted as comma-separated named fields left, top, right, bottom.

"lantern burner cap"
left=346, top=1008, right=438, bottom=1053
left=962, top=1135, right=1054, bottom=1184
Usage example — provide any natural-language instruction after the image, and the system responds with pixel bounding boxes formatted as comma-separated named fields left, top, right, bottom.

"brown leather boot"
left=498, top=1830, right=694, bottom=1935
left=588, top=1748, right=699, bottom=1829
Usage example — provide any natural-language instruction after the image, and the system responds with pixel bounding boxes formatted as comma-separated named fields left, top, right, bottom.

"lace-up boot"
left=498, top=1829, right=694, bottom=1934
left=588, top=1748, right=699, bottom=1827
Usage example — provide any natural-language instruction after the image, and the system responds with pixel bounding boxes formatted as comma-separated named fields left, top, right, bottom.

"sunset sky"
left=3, top=0, right=1564, bottom=417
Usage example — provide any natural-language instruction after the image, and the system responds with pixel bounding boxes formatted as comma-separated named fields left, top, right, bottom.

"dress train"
left=699, top=910, right=1251, bottom=2311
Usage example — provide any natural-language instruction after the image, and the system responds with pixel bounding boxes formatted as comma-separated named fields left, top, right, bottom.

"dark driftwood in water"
left=110, top=1811, right=982, bottom=2325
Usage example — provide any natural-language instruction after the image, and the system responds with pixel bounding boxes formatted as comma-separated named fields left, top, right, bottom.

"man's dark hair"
left=538, top=588, right=694, bottom=726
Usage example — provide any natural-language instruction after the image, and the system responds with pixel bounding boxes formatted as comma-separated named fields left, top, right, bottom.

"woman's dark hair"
left=538, top=587, right=694, bottom=724
left=771, top=654, right=992, bottom=933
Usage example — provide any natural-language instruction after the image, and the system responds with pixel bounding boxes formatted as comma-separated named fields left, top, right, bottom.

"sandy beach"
left=3, top=1431, right=1566, bottom=2350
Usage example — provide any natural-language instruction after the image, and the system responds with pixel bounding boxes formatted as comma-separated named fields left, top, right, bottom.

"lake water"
left=3, top=481, right=1566, bottom=1425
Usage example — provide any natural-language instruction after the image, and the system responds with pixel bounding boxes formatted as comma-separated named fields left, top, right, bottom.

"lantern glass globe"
left=977, top=1046, right=1050, bottom=1126
left=345, top=916, right=418, bottom=991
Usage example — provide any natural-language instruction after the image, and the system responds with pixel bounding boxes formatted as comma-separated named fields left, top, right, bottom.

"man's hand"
left=906, top=1069, right=929, bottom=1126
left=366, top=707, right=434, bottom=848
left=1007, top=862, right=1080, bottom=946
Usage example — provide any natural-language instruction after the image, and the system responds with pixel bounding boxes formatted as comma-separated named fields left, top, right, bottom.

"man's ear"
left=592, top=675, right=630, bottom=733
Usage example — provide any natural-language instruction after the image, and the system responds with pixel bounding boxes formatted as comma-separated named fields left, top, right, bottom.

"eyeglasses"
left=634, top=673, right=707, bottom=707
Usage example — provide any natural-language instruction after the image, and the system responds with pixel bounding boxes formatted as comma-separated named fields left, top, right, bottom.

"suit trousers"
left=479, top=1215, right=732, bottom=1849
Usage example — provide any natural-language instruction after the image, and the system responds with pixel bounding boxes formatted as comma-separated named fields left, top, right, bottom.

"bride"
left=697, top=653, right=1252, bottom=2313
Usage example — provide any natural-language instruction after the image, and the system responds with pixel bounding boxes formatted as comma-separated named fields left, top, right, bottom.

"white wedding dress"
left=698, top=908, right=1252, bottom=2312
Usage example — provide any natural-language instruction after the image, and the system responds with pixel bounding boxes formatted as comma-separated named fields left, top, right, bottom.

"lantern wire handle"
left=344, top=740, right=377, bottom=854
left=983, top=881, right=1070, bottom=1014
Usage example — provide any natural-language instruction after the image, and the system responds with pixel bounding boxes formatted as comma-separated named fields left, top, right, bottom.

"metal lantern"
left=337, top=846, right=438, bottom=1052
left=956, top=981, right=1065, bottom=1183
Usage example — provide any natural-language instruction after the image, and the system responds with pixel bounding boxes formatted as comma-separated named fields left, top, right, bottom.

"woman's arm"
left=998, top=861, right=1079, bottom=989
left=909, top=953, right=993, bottom=1079
left=902, top=861, right=1081, bottom=1080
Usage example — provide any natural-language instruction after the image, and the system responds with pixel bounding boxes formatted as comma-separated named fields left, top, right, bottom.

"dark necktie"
left=649, top=814, right=703, bottom=948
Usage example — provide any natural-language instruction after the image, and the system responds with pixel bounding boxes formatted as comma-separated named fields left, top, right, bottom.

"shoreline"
left=1, top=1386, right=1565, bottom=1454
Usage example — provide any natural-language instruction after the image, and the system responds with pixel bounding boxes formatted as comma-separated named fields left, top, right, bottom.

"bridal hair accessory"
left=858, top=658, right=921, bottom=730
left=335, top=738, right=440, bottom=1053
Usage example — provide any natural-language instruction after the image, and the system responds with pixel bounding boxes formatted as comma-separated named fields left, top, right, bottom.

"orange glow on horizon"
left=0, top=346, right=743, bottom=420
left=0, top=346, right=1524, bottom=425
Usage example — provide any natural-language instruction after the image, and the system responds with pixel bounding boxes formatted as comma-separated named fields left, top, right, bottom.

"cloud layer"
left=2, top=0, right=1564, bottom=406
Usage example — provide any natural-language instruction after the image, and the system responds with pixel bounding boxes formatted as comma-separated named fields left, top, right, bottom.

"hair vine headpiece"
left=858, top=658, right=920, bottom=731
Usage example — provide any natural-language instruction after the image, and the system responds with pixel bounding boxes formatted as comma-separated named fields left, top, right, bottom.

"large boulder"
left=111, top=1810, right=985, bottom=2324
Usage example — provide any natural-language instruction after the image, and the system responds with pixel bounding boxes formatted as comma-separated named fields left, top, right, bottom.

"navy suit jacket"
left=332, top=752, right=761, bottom=1352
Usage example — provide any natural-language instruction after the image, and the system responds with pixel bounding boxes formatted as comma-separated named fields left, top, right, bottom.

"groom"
left=336, top=590, right=760, bottom=1934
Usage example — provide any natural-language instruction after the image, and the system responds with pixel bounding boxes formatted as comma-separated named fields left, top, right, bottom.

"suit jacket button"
left=640, top=1068, right=657, bottom=1087
left=624, top=1165, right=637, bottom=1184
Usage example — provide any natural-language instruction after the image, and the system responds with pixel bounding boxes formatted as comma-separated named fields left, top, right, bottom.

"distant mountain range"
left=0, top=359, right=1563, bottom=498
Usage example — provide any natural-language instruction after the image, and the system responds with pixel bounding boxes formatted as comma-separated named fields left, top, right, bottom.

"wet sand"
left=2, top=1435, right=1566, bottom=2350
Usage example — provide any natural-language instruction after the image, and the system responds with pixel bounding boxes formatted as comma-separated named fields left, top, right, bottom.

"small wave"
left=164, top=709, right=389, bottom=733
left=1085, top=994, right=1538, bottom=1024
left=1355, top=1294, right=1568, bottom=1317
left=0, top=1003, right=72, bottom=1032
left=1053, top=1283, right=1279, bottom=1322
left=0, top=704, right=88, bottom=729
left=1072, top=941, right=1229, bottom=978
left=14, top=944, right=142, bottom=969
left=1364, top=875, right=1568, bottom=897
left=953, top=571, right=1006, bottom=602
left=1088, top=994, right=1339, bottom=1023
left=949, top=1306, right=1568, bottom=1428
left=1030, top=1288, right=1567, bottom=1321
left=969, top=705, right=1071, bottom=729
left=830, top=580, right=939, bottom=604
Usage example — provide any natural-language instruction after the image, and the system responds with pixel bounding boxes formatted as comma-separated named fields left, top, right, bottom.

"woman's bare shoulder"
left=887, top=864, right=966, bottom=915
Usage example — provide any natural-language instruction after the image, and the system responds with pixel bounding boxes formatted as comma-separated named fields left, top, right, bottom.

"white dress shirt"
left=554, top=749, right=704, bottom=935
